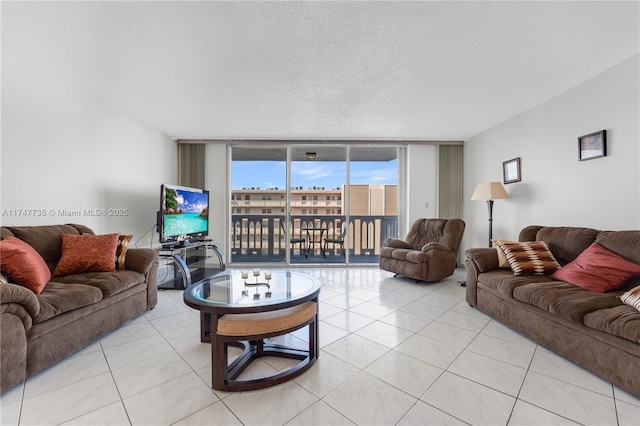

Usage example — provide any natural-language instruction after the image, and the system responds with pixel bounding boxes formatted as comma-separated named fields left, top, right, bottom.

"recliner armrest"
left=421, top=242, right=453, bottom=253
left=382, top=238, right=417, bottom=250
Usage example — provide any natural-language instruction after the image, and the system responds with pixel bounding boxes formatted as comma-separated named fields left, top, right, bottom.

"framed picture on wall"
left=503, top=157, right=521, bottom=184
left=579, top=130, right=607, bottom=161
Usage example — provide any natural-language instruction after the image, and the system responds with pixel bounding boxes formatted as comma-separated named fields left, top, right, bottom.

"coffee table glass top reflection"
left=186, top=269, right=320, bottom=311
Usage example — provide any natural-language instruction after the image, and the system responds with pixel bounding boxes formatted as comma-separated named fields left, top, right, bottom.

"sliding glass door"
left=290, top=146, right=347, bottom=264
left=229, top=144, right=399, bottom=266
left=230, top=146, right=288, bottom=263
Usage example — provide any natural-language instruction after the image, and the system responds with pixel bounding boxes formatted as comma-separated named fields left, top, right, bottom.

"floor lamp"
left=471, top=182, right=510, bottom=247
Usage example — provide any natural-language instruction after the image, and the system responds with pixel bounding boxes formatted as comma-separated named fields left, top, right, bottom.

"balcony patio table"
left=303, top=227, right=328, bottom=258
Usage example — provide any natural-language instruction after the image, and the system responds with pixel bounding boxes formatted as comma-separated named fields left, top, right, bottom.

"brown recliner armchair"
left=379, top=218, right=465, bottom=282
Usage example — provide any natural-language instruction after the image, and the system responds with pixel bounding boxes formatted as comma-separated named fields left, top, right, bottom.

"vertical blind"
left=438, top=144, right=464, bottom=266
left=177, top=143, right=205, bottom=189
left=438, top=145, right=464, bottom=220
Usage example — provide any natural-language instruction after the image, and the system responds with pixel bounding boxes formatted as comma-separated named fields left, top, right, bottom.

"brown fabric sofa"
left=465, top=225, right=640, bottom=397
left=0, top=224, right=158, bottom=393
left=380, top=218, right=465, bottom=282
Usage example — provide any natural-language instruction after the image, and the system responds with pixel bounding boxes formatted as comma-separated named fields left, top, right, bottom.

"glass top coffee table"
left=183, top=270, right=321, bottom=391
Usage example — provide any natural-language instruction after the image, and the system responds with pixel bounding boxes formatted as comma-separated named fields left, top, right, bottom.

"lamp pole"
left=486, top=199, right=494, bottom=247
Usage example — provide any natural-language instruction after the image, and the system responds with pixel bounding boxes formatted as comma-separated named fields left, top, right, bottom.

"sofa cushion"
left=583, top=304, right=640, bottom=344
left=512, top=281, right=624, bottom=323
left=533, top=226, right=599, bottom=264
left=596, top=230, right=640, bottom=264
left=52, top=270, right=146, bottom=298
left=0, top=236, right=51, bottom=294
left=478, top=269, right=555, bottom=298
left=53, top=234, right=119, bottom=276
left=34, top=282, right=104, bottom=323
left=1, top=227, right=15, bottom=240
left=6, top=224, right=94, bottom=271
left=620, top=285, right=640, bottom=313
left=493, top=240, right=560, bottom=275
left=551, top=242, right=640, bottom=293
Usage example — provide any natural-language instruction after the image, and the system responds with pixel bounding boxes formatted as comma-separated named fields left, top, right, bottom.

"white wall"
left=1, top=53, right=176, bottom=246
left=463, top=54, right=640, bottom=253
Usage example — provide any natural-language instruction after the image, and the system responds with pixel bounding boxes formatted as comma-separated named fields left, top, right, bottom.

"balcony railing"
left=230, top=215, right=398, bottom=263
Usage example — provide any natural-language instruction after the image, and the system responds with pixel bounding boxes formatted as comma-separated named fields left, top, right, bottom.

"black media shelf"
left=157, top=241, right=225, bottom=290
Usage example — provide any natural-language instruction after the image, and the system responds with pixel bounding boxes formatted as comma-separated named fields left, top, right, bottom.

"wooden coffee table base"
left=202, top=301, right=319, bottom=392
left=220, top=338, right=315, bottom=392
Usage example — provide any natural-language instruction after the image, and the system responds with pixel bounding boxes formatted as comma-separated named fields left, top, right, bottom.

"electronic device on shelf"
left=157, top=183, right=209, bottom=246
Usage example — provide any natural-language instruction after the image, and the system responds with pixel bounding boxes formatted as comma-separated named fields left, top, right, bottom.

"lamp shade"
left=471, top=182, right=510, bottom=201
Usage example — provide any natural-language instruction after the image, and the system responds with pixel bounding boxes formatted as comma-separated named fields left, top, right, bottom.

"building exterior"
left=231, top=184, right=397, bottom=216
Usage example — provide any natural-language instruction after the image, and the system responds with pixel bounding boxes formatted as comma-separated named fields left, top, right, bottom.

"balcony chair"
left=379, top=218, right=465, bottom=282
left=323, top=222, right=347, bottom=256
left=281, top=222, right=308, bottom=257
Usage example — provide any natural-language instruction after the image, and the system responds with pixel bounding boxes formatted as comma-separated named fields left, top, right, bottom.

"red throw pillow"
left=0, top=236, right=51, bottom=293
left=53, top=233, right=120, bottom=276
left=551, top=242, right=640, bottom=293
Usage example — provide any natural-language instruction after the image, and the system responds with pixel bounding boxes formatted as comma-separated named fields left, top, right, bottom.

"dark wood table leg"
left=200, top=312, right=212, bottom=343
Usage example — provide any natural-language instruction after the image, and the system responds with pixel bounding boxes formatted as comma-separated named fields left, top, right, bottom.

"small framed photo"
left=579, top=130, right=607, bottom=161
left=503, top=157, right=521, bottom=184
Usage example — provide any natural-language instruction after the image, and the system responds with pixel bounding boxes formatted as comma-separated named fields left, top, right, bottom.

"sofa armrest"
left=124, top=248, right=158, bottom=274
left=1, top=282, right=36, bottom=390
left=464, top=248, right=499, bottom=307
left=1, top=311, right=28, bottom=392
left=0, top=282, right=40, bottom=319
left=124, top=248, right=158, bottom=310
left=465, top=248, right=499, bottom=273
left=382, top=238, right=416, bottom=250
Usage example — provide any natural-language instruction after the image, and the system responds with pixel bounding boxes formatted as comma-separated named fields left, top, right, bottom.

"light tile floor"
left=2, top=268, right=639, bottom=425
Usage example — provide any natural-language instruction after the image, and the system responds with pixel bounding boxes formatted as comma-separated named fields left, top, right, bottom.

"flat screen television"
left=158, top=184, right=209, bottom=246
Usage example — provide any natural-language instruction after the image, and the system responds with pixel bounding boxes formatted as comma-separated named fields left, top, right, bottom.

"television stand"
left=157, top=241, right=225, bottom=290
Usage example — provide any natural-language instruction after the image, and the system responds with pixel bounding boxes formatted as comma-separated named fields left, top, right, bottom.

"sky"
left=232, top=160, right=398, bottom=190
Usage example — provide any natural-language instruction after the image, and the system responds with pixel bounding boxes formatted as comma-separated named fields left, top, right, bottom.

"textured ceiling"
left=2, top=1, right=638, bottom=141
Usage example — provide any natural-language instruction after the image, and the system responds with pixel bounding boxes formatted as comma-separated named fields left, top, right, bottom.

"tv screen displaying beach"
left=163, top=186, right=209, bottom=237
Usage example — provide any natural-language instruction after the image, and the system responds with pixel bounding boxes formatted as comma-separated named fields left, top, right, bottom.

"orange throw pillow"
left=53, top=233, right=119, bottom=276
left=0, top=236, right=52, bottom=293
